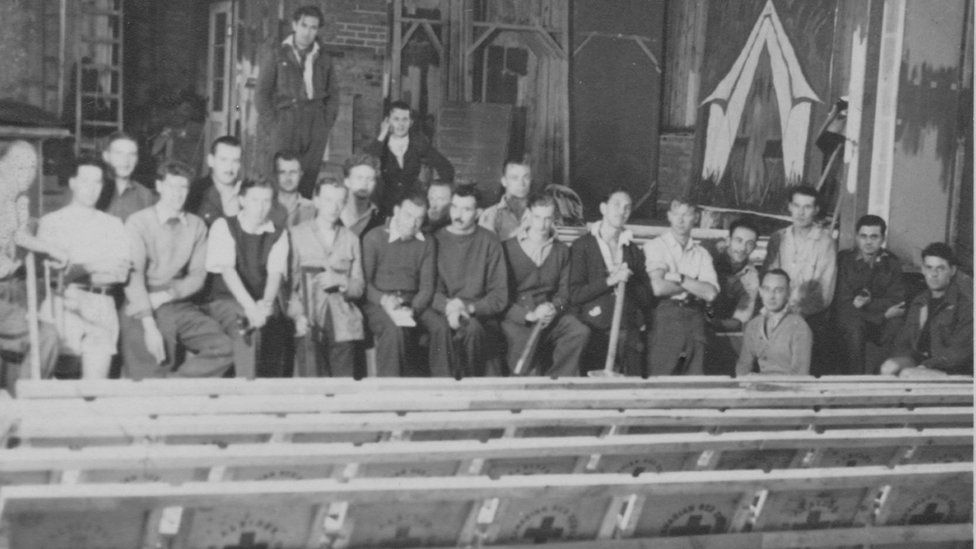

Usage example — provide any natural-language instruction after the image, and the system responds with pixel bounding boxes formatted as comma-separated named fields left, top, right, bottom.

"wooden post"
left=24, top=253, right=42, bottom=380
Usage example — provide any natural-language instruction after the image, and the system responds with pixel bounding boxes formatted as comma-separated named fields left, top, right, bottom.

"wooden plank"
left=1, top=463, right=969, bottom=514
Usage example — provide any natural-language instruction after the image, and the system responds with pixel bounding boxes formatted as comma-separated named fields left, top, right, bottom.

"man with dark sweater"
left=432, top=185, right=508, bottom=377
left=502, top=193, right=589, bottom=376
left=187, top=136, right=244, bottom=227
left=361, top=191, right=439, bottom=376
left=569, top=189, right=652, bottom=376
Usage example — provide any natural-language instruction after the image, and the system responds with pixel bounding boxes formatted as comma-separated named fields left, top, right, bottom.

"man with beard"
left=187, top=136, right=244, bottom=227
left=339, top=154, right=385, bottom=239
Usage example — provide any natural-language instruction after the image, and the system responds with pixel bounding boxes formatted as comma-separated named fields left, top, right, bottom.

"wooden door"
left=205, top=1, right=237, bottom=150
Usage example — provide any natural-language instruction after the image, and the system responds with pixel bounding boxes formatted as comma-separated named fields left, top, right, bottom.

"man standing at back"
left=256, top=5, right=339, bottom=198
left=99, top=131, right=156, bottom=221
left=187, top=136, right=244, bottom=227
left=270, top=150, right=317, bottom=228
left=480, top=157, right=532, bottom=240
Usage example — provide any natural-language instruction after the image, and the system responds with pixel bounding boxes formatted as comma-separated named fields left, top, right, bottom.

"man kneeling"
left=736, top=269, right=812, bottom=376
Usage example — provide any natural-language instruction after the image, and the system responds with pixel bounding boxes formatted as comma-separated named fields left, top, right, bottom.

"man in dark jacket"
left=255, top=5, right=339, bottom=198
left=880, top=243, right=972, bottom=378
left=365, top=101, right=454, bottom=217
left=569, top=189, right=652, bottom=376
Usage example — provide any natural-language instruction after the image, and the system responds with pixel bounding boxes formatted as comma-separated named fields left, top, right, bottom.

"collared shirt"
left=37, top=204, right=130, bottom=282
left=205, top=215, right=289, bottom=277
left=105, top=179, right=157, bottom=221
left=479, top=195, right=526, bottom=241
left=736, top=309, right=812, bottom=376
left=341, top=203, right=380, bottom=237
left=124, top=205, right=207, bottom=318
left=766, top=225, right=837, bottom=316
left=387, top=135, right=409, bottom=168
left=590, top=221, right=631, bottom=271
left=517, top=229, right=554, bottom=267
left=388, top=220, right=425, bottom=243
left=644, top=230, right=719, bottom=301
left=283, top=34, right=320, bottom=100
left=273, top=195, right=317, bottom=228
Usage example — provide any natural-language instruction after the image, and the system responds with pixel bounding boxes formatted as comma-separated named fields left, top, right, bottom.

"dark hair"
left=386, top=100, right=412, bottom=117
left=921, top=242, right=957, bottom=266
left=855, top=214, right=887, bottom=236
left=762, top=268, right=791, bottom=286
left=669, top=197, right=699, bottom=211
left=102, top=130, right=138, bottom=151
left=502, top=155, right=532, bottom=174
left=452, top=184, right=481, bottom=205
left=526, top=192, right=556, bottom=211
left=729, top=217, right=759, bottom=240
left=238, top=178, right=276, bottom=197
left=342, top=153, right=379, bottom=178
left=396, top=189, right=428, bottom=210
left=428, top=179, right=454, bottom=192
left=273, top=150, right=302, bottom=168
left=155, top=159, right=195, bottom=182
left=788, top=185, right=819, bottom=205
left=292, top=5, right=324, bottom=25
left=210, top=135, right=241, bottom=155
left=315, top=179, right=348, bottom=197
left=70, top=154, right=107, bottom=179
left=600, top=187, right=631, bottom=205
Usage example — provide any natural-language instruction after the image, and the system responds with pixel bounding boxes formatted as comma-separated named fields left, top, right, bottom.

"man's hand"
left=294, top=315, right=309, bottom=337
left=852, top=294, right=871, bottom=309
left=141, top=318, right=166, bottom=365
left=245, top=302, right=270, bottom=329
left=740, top=267, right=759, bottom=295
left=380, top=293, right=403, bottom=313
left=148, top=290, right=173, bottom=311
left=533, top=302, right=556, bottom=326
left=879, top=358, right=903, bottom=376
left=606, top=263, right=632, bottom=287
left=47, top=247, right=70, bottom=269
left=378, top=117, right=390, bottom=140
left=884, top=301, right=906, bottom=320
left=445, top=298, right=467, bottom=330
left=900, top=365, right=948, bottom=379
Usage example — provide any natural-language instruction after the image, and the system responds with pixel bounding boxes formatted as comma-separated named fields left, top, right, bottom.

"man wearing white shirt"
left=205, top=180, right=290, bottom=378
left=644, top=198, right=719, bottom=376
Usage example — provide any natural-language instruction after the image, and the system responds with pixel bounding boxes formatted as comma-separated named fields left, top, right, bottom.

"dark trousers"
left=120, top=301, right=234, bottom=380
left=438, top=315, right=502, bottom=378
left=272, top=102, right=330, bottom=199
left=0, top=279, right=58, bottom=389
left=580, top=325, right=644, bottom=376
left=204, top=299, right=289, bottom=378
left=502, top=314, right=590, bottom=376
left=294, top=304, right=356, bottom=377
left=363, top=303, right=443, bottom=377
left=647, top=301, right=707, bottom=376
left=833, top=312, right=900, bottom=375
left=805, top=310, right=832, bottom=376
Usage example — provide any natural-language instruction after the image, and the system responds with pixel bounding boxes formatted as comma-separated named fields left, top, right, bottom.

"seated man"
left=0, top=141, right=64, bottom=388
left=423, top=179, right=453, bottom=234
left=361, top=191, right=438, bottom=377
left=480, top=157, right=532, bottom=240
left=340, top=154, right=385, bottom=239
left=122, top=160, right=233, bottom=379
left=569, top=189, right=651, bottom=376
left=289, top=180, right=365, bottom=377
left=187, top=135, right=243, bottom=226
left=432, top=185, right=508, bottom=377
left=644, top=198, right=719, bottom=376
left=99, top=131, right=156, bottom=221
left=706, top=218, right=760, bottom=374
left=736, top=269, right=812, bottom=376
left=502, top=193, right=589, bottom=376
left=833, top=215, right=906, bottom=374
left=270, top=150, right=317, bottom=228
left=365, top=100, right=455, bottom=217
left=38, top=155, right=131, bottom=379
left=204, top=179, right=290, bottom=378
left=880, top=243, right=972, bottom=378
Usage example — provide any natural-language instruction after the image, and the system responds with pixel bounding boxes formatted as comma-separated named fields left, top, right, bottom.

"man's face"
left=922, top=255, right=956, bottom=293
left=760, top=273, right=790, bottom=313
left=69, top=165, right=104, bottom=208
left=103, top=138, right=138, bottom=180
left=500, top=163, right=531, bottom=199
left=239, top=186, right=274, bottom=224
left=727, top=226, right=758, bottom=265
left=2, top=144, right=37, bottom=193
left=276, top=158, right=303, bottom=194
left=856, top=225, right=885, bottom=257
left=207, top=143, right=242, bottom=186
left=526, top=203, right=554, bottom=239
left=667, top=203, right=698, bottom=236
left=393, top=200, right=426, bottom=237
left=389, top=107, right=412, bottom=138
left=599, top=192, right=632, bottom=230
left=344, top=164, right=377, bottom=200
left=427, top=184, right=452, bottom=219
left=292, top=15, right=320, bottom=50
left=315, top=185, right=346, bottom=225
left=156, top=173, right=190, bottom=212
left=450, top=194, right=479, bottom=232
left=789, top=193, right=818, bottom=229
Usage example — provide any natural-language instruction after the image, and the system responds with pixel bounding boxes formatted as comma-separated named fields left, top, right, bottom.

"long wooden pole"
left=24, top=252, right=41, bottom=379
left=512, top=321, right=544, bottom=376
left=589, top=280, right=626, bottom=377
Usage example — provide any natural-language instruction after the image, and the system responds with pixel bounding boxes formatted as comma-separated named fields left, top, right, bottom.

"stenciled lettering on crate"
left=755, top=488, right=868, bottom=531
left=493, top=498, right=606, bottom=544
left=184, top=505, right=311, bottom=548
left=344, top=502, right=471, bottom=548
left=633, top=493, right=740, bottom=537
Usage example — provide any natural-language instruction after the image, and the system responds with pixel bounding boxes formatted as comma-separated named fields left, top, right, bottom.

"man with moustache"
left=736, top=269, right=812, bottom=376
left=432, top=185, right=508, bottom=377
left=98, top=131, right=156, bottom=221
left=339, top=154, right=385, bottom=239
left=121, top=160, right=233, bottom=379
left=270, top=150, right=317, bottom=228
left=255, top=5, right=340, bottom=198
left=569, top=189, right=652, bottom=376
left=289, top=181, right=364, bottom=377
left=187, top=136, right=244, bottom=227
left=365, top=100, right=454, bottom=217
left=480, top=157, right=532, bottom=240
left=644, top=198, right=719, bottom=377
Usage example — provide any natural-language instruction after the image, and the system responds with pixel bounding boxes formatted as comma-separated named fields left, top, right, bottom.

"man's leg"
left=364, top=302, right=407, bottom=377
left=806, top=310, right=833, bottom=376
left=835, top=312, right=867, bottom=375
left=418, top=309, right=452, bottom=378
left=298, top=104, right=330, bottom=199
left=546, top=314, right=590, bottom=377
left=119, top=311, right=166, bottom=379
left=320, top=305, right=356, bottom=377
left=682, top=313, right=708, bottom=376
left=161, top=302, right=234, bottom=378
left=580, top=326, right=608, bottom=375
left=501, top=319, right=534, bottom=375
left=647, top=303, right=686, bottom=376
left=455, top=316, right=488, bottom=378
left=79, top=292, right=119, bottom=380
left=203, top=299, right=254, bottom=378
